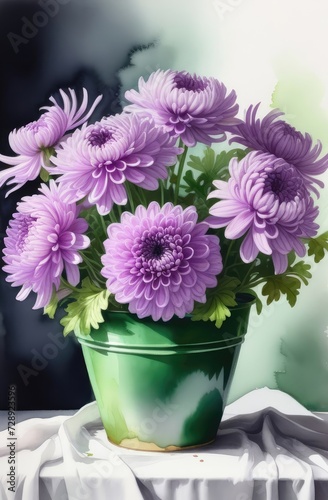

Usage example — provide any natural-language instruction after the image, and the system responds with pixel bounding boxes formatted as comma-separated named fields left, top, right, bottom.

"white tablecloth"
left=0, top=388, right=328, bottom=500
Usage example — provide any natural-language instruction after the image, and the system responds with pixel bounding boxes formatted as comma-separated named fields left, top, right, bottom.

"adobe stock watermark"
left=7, top=0, right=93, bottom=54
left=61, top=456, right=123, bottom=500
left=17, top=331, right=69, bottom=386
left=211, top=0, right=244, bottom=20
left=136, top=398, right=179, bottom=437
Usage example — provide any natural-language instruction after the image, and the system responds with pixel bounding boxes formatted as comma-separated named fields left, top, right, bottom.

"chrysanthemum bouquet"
left=1, top=69, right=328, bottom=336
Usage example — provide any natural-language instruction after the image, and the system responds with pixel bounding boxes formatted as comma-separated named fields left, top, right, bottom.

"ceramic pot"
left=77, top=296, right=254, bottom=451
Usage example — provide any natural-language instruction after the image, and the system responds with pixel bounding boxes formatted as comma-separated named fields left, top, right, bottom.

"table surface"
left=1, top=389, right=328, bottom=500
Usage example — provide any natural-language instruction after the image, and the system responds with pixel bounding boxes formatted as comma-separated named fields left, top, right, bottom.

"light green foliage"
left=60, top=278, right=110, bottom=336
left=261, top=259, right=312, bottom=307
left=39, top=167, right=50, bottom=183
left=40, top=147, right=55, bottom=181
left=307, top=232, right=328, bottom=263
left=44, top=290, right=60, bottom=319
left=192, top=276, right=240, bottom=328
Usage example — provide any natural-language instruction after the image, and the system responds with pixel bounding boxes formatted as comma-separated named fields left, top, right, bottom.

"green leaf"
left=44, top=289, right=59, bottom=319
left=40, top=146, right=55, bottom=175
left=307, top=231, right=328, bottom=263
left=40, top=167, right=50, bottom=183
left=288, top=260, right=312, bottom=285
left=260, top=258, right=312, bottom=308
left=187, top=147, right=248, bottom=181
left=192, top=276, right=240, bottom=328
left=182, top=170, right=211, bottom=220
left=183, top=169, right=209, bottom=198
left=255, top=296, right=263, bottom=315
left=183, top=148, right=249, bottom=218
left=188, top=148, right=216, bottom=174
left=43, top=286, right=73, bottom=319
left=262, top=275, right=301, bottom=307
left=60, top=278, right=110, bottom=336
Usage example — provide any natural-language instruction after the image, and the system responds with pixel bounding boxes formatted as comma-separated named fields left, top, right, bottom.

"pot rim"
left=77, top=334, right=245, bottom=354
left=78, top=335, right=244, bottom=356
left=76, top=293, right=255, bottom=351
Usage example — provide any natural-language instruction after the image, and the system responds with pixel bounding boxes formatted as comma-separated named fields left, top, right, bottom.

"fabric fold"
left=0, top=388, right=327, bottom=500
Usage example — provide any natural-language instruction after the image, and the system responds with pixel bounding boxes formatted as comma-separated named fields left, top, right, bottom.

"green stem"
left=97, top=211, right=108, bottom=237
left=125, top=183, right=135, bottom=213
left=239, top=261, right=258, bottom=289
left=116, top=204, right=123, bottom=219
left=244, top=278, right=266, bottom=289
left=225, top=262, right=250, bottom=273
left=81, top=253, right=105, bottom=286
left=60, top=278, right=79, bottom=293
left=174, top=141, right=188, bottom=204
left=137, top=186, right=147, bottom=206
left=82, top=252, right=102, bottom=271
left=108, top=210, right=118, bottom=224
left=160, top=180, right=165, bottom=206
left=223, top=240, right=235, bottom=268
left=165, top=165, right=175, bottom=189
left=90, top=231, right=105, bottom=254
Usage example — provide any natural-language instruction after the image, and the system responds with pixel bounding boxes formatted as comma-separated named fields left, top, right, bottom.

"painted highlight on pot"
left=78, top=302, right=252, bottom=451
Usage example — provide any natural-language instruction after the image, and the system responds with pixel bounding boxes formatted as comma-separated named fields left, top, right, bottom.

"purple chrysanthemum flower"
left=230, top=104, right=328, bottom=194
left=124, top=69, right=240, bottom=147
left=101, top=202, right=222, bottom=321
left=208, top=151, right=319, bottom=274
left=2, top=180, right=90, bottom=309
left=50, top=113, right=183, bottom=215
left=0, top=89, right=102, bottom=194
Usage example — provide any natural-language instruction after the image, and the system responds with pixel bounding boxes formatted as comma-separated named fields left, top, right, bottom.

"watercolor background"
left=0, top=0, right=328, bottom=410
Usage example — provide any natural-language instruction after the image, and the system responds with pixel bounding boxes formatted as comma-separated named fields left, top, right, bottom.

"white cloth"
left=0, top=388, right=328, bottom=500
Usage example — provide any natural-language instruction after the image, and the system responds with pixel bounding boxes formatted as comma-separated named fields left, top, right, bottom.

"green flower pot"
left=77, top=297, right=254, bottom=451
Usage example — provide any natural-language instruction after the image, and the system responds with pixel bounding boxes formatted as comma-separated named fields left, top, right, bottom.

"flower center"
left=134, top=227, right=184, bottom=274
left=263, top=164, right=304, bottom=202
left=88, top=126, right=113, bottom=147
left=148, top=241, right=164, bottom=258
left=174, top=72, right=208, bottom=92
left=15, top=215, right=36, bottom=253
